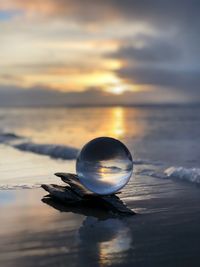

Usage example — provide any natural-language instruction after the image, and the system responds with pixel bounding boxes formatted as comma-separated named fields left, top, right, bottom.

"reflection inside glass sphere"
left=76, top=137, right=133, bottom=195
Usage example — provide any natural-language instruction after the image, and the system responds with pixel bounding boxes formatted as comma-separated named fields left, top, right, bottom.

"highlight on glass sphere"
left=76, top=137, right=133, bottom=195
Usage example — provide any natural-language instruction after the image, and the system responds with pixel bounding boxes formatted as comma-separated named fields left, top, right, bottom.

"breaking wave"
left=0, top=132, right=79, bottom=159
left=137, top=166, right=200, bottom=185
left=0, top=132, right=22, bottom=143
left=14, top=142, right=79, bottom=160
left=164, top=167, right=200, bottom=184
left=0, top=132, right=160, bottom=163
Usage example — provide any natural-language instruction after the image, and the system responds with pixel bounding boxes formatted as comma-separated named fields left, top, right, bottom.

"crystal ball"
left=76, top=137, right=133, bottom=195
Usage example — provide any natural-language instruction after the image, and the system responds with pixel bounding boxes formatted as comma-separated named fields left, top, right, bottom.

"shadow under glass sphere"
left=76, top=137, right=133, bottom=195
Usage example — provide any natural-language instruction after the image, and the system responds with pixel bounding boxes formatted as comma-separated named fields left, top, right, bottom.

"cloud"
left=0, top=0, right=200, bottom=103
left=1, top=0, right=200, bottom=26
left=117, top=66, right=200, bottom=92
left=0, top=86, right=109, bottom=106
left=107, top=33, right=200, bottom=101
left=0, top=86, right=193, bottom=106
left=108, top=36, right=181, bottom=63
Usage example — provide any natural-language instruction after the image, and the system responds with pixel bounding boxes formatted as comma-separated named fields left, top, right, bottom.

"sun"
left=107, top=86, right=125, bottom=95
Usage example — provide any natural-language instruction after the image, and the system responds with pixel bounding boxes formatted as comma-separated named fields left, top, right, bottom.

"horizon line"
left=0, top=103, right=200, bottom=108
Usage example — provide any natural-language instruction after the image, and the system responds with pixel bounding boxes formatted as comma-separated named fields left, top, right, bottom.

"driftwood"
left=41, top=172, right=135, bottom=216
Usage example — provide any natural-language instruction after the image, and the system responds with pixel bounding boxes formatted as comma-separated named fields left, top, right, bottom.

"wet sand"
left=0, top=144, right=75, bottom=189
left=1, top=176, right=200, bottom=267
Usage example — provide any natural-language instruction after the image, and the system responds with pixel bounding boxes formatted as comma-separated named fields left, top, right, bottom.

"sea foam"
left=164, top=167, right=200, bottom=184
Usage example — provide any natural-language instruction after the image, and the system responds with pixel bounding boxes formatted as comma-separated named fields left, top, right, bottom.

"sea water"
left=0, top=105, right=200, bottom=188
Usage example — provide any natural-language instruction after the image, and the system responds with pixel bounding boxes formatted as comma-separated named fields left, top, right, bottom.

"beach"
left=0, top=106, right=200, bottom=266
left=1, top=174, right=200, bottom=267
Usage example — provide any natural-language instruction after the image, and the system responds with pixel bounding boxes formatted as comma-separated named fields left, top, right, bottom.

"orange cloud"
left=0, top=0, right=118, bottom=22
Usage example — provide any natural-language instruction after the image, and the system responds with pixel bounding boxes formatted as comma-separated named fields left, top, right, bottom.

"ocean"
left=0, top=105, right=200, bottom=188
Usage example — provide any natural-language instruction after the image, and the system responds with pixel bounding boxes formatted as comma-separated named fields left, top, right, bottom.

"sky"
left=0, top=0, right=200, bottom=106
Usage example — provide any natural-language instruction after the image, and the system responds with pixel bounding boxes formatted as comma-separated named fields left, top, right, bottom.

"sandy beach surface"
left=0, top=146, right=200, bottom=267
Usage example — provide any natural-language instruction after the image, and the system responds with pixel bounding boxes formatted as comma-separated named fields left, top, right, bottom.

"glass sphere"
left=76, top=137, right=133, bottom=195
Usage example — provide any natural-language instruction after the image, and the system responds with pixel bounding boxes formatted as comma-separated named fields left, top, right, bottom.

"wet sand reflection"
left=43, top=195, right=132, bottom=267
